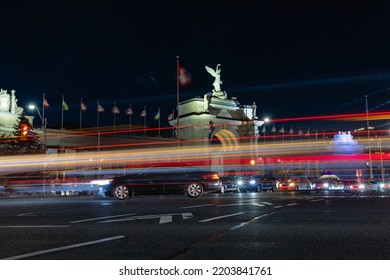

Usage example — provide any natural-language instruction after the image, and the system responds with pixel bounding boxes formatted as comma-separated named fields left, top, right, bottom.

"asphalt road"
left=1, top=191, right=390, bottom=260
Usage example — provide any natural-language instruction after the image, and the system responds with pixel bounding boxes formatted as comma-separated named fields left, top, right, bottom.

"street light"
left=28, top=104, right=47, bottom=150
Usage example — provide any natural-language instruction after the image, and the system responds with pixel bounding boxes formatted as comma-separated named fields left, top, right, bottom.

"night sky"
left=1, top=0, right=390, bottom=131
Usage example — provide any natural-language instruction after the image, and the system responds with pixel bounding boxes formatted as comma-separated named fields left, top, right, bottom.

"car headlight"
left=358, top=184, right=365, bottom=189
left=236, top=180, right=244, bottom=186
left=90, top=179, right=112, bottom=186
left=289, top=182, right=295, bottom=187
left=323, top=183, right=329, bottom=188
left=249, top=179, right=256, bottom=185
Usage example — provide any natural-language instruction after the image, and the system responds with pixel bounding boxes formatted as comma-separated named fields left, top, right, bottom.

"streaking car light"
left=90, top=179, right=112, bottom=186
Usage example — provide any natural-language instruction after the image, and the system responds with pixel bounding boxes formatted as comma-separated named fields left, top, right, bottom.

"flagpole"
left=365, top=95, right=373, bottom=178
left=80, top=98, right=83, bottom=129
left=143, top=106, right=147, bottom=135
left=97, top=100, right=100, bottom=152
left=113, top=102, right=116, bottom=131
left=176, top=56, right=180, bottom=142
left=171, top=109, right=175, bottom=137
left=129, top=104, right=132, bottom=135
left=42, top=93, right=45, bottom=126
left=158, top=107, right=161, bottom=136
left=61, top=95, right=64, bottom=129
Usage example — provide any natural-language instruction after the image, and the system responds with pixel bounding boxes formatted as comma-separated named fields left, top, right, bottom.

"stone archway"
left=209, top=127, right=240, bottom=151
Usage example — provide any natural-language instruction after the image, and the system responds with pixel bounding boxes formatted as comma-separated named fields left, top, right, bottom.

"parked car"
left=220, top=175, right=261, bottom=193
left=277, top=177, right=313, bottom=191
left=258, top=175, right=277, bottom=192
left=314, top=174, right=346, bottom=192
left=99, top=163, right=223, bottom=200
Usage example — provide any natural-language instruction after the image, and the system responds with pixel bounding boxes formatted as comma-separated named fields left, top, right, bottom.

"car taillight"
left=203, top=173, right=219, bottom=180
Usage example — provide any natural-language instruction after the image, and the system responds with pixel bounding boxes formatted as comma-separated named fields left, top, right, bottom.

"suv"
left=258, top=175, right=277, bottom=192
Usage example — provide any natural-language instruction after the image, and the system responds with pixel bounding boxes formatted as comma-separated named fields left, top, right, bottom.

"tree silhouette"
left=0, top=112, right=45, bottom=155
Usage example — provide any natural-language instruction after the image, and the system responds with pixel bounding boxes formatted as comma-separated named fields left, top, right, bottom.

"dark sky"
left=1, top=0, right=390, bottom=130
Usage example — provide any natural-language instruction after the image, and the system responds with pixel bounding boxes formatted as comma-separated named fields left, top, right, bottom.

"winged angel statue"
left=205, top=64, right=222, bottom=92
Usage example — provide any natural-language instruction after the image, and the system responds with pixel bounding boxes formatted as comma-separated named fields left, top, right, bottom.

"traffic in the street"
left=1, top=191, right=390, bottom=260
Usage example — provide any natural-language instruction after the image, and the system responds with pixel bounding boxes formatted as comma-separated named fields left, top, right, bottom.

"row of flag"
left=43, top=95, right=175, bottom=121
left=266, top=125, right=311, bottom=135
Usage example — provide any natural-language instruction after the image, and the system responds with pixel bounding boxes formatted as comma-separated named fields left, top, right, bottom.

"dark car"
left=220, top=175, right=261, bottom=193
left=99, top=163, right=222, bottom=200
left=258, top=175, right=277, bottom=192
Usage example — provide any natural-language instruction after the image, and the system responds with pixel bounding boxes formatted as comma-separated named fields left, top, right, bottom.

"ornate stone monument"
left=0, top=88, right=32, bottom=135
left=170, top=64, right=263, bottom=147
left=204, top=64, right=227, bottom=111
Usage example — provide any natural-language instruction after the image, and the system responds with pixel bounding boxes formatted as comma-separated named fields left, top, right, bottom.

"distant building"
left=327, top=131, right=363, bottom=154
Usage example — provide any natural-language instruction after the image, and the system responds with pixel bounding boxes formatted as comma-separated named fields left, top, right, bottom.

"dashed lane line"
left=198, top=212, right=245, bottom=223
left=69, top=213, right=136, bottom=224
left=98, top=213, right=193, bottom=224
left=0, top=225, right=69, bottom=228
left=2, top=235, right=125, bottom=260
left=180, top=204, right=214, bottom=209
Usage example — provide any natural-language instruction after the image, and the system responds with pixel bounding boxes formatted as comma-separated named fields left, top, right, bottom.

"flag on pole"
left=140, top=108, right=147, bottom=117
left=154, top=109, right=160, bottom=120
left=81, top=100, right=87, bottom=112
left=62, top=100, right=69, bottom=111
left=43, top=95, right=50, bottom=108
left=279, top=126, right=285, bottom=133
left=97, top=104, right=105, bottom=112
left=289, top=127, right=294, bottom=134
left=125, top=107, right=133, bottom=115
left=167, top=112, right=174, bottom=121
left=112, top=105, right=120, bottom=114
left=178, top=63, right=192, bottom=86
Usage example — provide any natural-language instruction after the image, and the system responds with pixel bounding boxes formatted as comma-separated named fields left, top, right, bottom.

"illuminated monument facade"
left=0, top=89, right=33, bottom=135
left=170, top=64, right=263, bottom=150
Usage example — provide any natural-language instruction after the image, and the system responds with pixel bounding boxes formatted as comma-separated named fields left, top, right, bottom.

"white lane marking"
left=101, top=202, right=113, bottom=206
left=286, top=203, right=299, bottom=207
left=261, top=202, right=273, bottom=205
left=273, top=205, right=284, bottom=209
left=0, top=225, right=70, bottom=228
left=2, top=235, right=125, bottom=260
left=230, top=212, right=272, bottom=230
left=311, top=199, right=325, bottom=202
left=17, top=212, right=38, bottom=217
left=98, top=213, right=193, bottom=224
left=251, top=203, right=266, bottom=207
left=218, top=203, right=266, bottom=207
left=198, top=212, right=245, bottom=223
left=180, top=204, right=214, bottom=209
left=159, top=215, right=172, bottom=224
left=69, top=213, right=136, bottom=224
